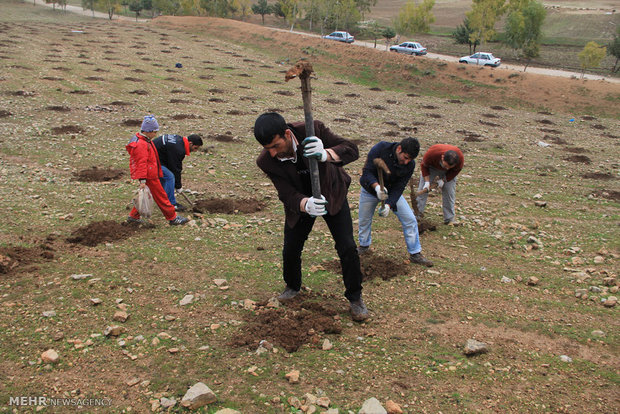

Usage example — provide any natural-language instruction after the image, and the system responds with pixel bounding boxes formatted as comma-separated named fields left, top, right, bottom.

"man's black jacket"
left=152, top=134, right=188, bottom=189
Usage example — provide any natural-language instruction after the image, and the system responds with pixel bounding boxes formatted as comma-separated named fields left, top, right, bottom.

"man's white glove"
left=378, top=204, right=391, bottom=217
left=375, top=185, right=388, bottom=201
left=305, top=196, right=328, bottom=217
left=423, top=181, right=430, bottom=191
left=302, top=136, right=328, bottom=162
left=437, top=179, right=444, bottom=189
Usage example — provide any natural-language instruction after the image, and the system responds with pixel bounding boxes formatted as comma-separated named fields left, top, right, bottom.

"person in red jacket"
left=125, top=115, right=189, bottom=226
left=416, top=144, right=464, bottom=225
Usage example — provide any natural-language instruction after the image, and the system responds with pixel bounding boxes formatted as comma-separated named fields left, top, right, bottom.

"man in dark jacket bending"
left=254, top=112, right=368, bottom=322
left=152, top=134, right=203, bottom=211
left=358, top=137, right=433, bottom=267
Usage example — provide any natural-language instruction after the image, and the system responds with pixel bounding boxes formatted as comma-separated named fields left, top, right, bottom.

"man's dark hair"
left=444, top=150, right=459, bottom=166
left=399, top=137, right=420, bottom=159
left=254, top=112, right=287, bottom=146
left=187, top=134, right=203, bottom=147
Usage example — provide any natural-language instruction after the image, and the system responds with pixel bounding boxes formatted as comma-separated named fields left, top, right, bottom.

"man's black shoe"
left=277, top=286, right=299, bottom=302
left=350, top=298, right=369, bottom=322
left=174, top=203, right=187, bottom=212
left=357, top=245, right=370, bottom=255
left=410, top=252, right=433, bottom=267
left=169, top=215, right=189, bottom=226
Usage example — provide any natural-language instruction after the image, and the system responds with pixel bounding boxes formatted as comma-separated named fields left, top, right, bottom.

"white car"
left=459, top=52, right=501, bottom=67
left=389, top=42, right=427, bottom=56
left=322, top=31, right=354, bottom=43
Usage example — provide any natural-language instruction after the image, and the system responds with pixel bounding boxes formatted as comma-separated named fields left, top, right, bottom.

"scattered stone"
left=571, top=257, right=585, bottom=265
left=126, top=377, right=140, bottom=387
left=42, top=311, right=56, bottom=317
left=113, top=311, right=129, bottom=322
left=590, top=286, right=602, bottom=293
left=90, top=298, right=102, bottom=306
left=559, top=355, right=572, bottom=363
left=385, top=400, right=403, bottom=414
left=359, top=397, right=387, bottom=414
left=602, top=277, right=616, bottom=286
left=160, top=397, right=177, bottom=409
left=593, top=256, right=604, bottom=264
left=500, top=276, right=513, bottom=284
left=70, top=274, right=93, bottom=280
left=52, top=332, right=64, bottom=341
left=527, top=276, right=540, bottom=286
left=41, top=349, right=59, bottom=363
left=104, top=325, right=123, bottom=337
left=265, top=297, right=280, bottom=308
left=179, top=294, right=194, bottom=306
left=575, top=289, right=587, bottom=298
left=213, top=278, right=228, bottom=287
left=591, top=330, right=605, bottom=337
left=285, top=370, right=300, bottom=384
left=241, top=299, right=256, bottom=310
left=181, top=382, right=217, bottom=409
left=534, top=201, right=547, bottom=207
left=603, top=296, right=617, bottom=307
left=288, top=396, right=302, bottom=409
left=168, top=348, right=179, bottom=354
left=317, top=396, right=330, bottom=408
left=214, top=409, right=240, bottom=414
left=464, top=339, right=489, bottom=356
left=322, top=339, right=333, bottom=350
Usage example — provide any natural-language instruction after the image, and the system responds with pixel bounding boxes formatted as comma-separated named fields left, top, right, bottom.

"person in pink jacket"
left=125, top=115, right=189, bottom=226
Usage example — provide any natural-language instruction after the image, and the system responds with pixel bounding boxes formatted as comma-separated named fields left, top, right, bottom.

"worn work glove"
left=422, top=181, right=430, bottom=192
left=139, top=179, right=146, bottom=189
left=375, top=185, right=388, bottom=201
left=378, top=204, right=391, bottom=218
left=302, top=136, right=328, bottom=162
left=305, top=196, right=328, bottom=217
left=437, top=179, right=444, bottom=189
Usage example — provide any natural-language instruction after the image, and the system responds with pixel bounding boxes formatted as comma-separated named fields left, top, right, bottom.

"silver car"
left=459, top=52, right=501, bottom=67
left=322, top=31, right=354, bottom=43
left=389, top=42, right=427, bottom=56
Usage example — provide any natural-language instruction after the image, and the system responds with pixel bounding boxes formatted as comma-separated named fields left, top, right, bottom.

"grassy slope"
left=0, top=1, right=618, bottom=413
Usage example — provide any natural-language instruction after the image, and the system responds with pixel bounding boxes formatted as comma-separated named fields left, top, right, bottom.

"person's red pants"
left=129, top=178, right=176, bottom=221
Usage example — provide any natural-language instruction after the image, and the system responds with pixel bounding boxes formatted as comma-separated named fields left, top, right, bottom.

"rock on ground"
left=359, top=397, right=387, bottom=414
left=41, top=349, right=59, bottom=363
left=464, top=339, right=489, bottom=356
left=181, top=382, right=217, bottom=409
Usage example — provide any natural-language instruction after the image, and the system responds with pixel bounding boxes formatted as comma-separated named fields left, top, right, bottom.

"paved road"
left=24, top=1, right=620, bottom=84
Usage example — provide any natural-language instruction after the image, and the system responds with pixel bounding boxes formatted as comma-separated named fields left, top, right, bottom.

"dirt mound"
left=51, top=125, right=85, bottom=135
left=122, top=119, right=142, bottom=127
left=583, top=172, right=615, bottom=180
left=73, top=166, right=124, bottom=182
left=171, top=114, right=201, bottom=120
left=66, top=221, right=141, bottom=247
left=564, top=155, right=592, bottom=164
left=46, top=105, right=70, bottom=112
left=590, top=189, right=620, bottom=201
left=193, top=197, right=265, bottom=214
left=230, top=295, right=342, bottom=352
left=323, top=252, right=410, bottom=281
left=0, top=243, right=55, bottom=274
left=207, top=133, right=235, bottom=142
left=417, top=217, right=437, bottom=234
left=0, top=110, right=12, bottom=118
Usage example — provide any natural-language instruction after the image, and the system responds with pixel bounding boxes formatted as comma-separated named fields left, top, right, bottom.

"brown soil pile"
left=0, top=243, right=55, bottom=274
left=590, top=189, right=620, bottom=201
left=66, top=221, right=141, bottom=247
left=193, top=197, right=265, bottom=214
left=323, top=252, right=410, bottom=281
left=230, top=295, right=342, bottom=352
left=73, top=166, right=124, bottom=182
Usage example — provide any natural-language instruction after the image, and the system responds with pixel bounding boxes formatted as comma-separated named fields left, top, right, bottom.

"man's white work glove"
left=422, top=181, right=430, bottom=192
left=375, top=185, right=388, bottom=201
left=305, top=196, right=328, bottom=217
left=378, top=204, right=390, bottom=217
left=302, top=136, right=328, bottom=162
left=437, top=179, right=444, bottom=189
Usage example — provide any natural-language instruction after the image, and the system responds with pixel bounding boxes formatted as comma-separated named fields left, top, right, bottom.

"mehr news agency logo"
left=9, top=396, right=112, bottom=407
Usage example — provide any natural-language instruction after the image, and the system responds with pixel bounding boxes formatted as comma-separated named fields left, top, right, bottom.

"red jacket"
left=126, top=133, right=163, bottom=180
left=421, top=144, right=464, bottom=182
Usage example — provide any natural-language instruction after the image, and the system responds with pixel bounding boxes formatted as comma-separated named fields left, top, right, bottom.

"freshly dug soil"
left=73, top=166, right=124, bottom=182
left=0, top=244, right=55, bottom=274
left=66, top=220, right=142, bottom=247
left=193, top=197, right=265, bottom=214
left=323, top=251, right=410, bottom=281
left=230, top=295, right=342, bottom=353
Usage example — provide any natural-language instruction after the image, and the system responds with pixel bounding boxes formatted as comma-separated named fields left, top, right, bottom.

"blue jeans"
left=358, top=188, right=421, bottom=254
left=159, top=166, right=177, bottom=206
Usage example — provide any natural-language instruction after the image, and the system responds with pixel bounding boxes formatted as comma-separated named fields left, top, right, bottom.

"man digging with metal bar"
left=254, top=112, right=369, bottom=322
left=358, top=137, right=433, bottom=267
